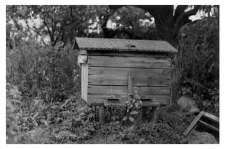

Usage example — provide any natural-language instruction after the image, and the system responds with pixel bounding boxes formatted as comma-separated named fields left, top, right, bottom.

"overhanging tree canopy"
left=108, top=5, right=201, bottom=46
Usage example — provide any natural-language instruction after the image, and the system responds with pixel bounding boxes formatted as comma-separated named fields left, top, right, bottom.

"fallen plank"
left=199, top=120, right=219, bottom=132
left=183, top=111, right=205, bottom=136
left=202, top=112, right=219, bottom=124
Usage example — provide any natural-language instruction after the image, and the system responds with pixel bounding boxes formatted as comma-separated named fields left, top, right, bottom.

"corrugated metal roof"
left=75, top=37, right=177, bottom=53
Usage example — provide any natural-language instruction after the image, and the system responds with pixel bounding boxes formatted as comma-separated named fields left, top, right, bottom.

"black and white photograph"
left=5, top=3, right=220, bottom=144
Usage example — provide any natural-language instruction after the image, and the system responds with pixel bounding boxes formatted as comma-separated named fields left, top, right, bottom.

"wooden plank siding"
left=88, top=67, right=171, bottom=87
left=88, top=56, right=171, bottom=69
left=86, top=52, right=172, bottom=105
left=87, top=94, right=170, bottom=105
left=88, top=86, right=170, bottom=96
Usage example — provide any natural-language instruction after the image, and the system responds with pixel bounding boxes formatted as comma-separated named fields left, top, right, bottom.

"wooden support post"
left=151, top=106, right=160, bottom=123
left=183, top=111, right=205, bottom=136
left=94, top=106, right=97, bottom=121
left=142, top=107, right=148, bottom=120
left=99, top=106, right=105, bottom=124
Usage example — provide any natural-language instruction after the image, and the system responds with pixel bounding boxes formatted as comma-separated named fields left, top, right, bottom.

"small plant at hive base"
left=122, top=88, right=142, bottom=124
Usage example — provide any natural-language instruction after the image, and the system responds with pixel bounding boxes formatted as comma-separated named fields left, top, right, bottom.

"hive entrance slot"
left=107, top=98, right=120, bottom=102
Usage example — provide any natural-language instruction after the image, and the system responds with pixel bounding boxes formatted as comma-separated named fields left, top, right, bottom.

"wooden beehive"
left=75, top=37, right=177, bottom=106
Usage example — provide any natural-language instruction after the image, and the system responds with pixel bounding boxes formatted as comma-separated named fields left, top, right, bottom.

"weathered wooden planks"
left=89, top=67, right=170, bottom=75
left=88, top=86, right=170, bottom=95
left=183, top=111, right=219, bottom=136
left=88, top=85, right=170, bottom=98
left=86, top=52, right=172, bottom=105
left=88, top=67, right=171, bottom=87
left=88, top=56, right=171, bottom=68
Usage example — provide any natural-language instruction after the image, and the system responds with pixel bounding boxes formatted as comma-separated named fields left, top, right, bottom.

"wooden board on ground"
left=183, top=111, right=205, bottom=136
left=183, top=111, right=219, bottom=137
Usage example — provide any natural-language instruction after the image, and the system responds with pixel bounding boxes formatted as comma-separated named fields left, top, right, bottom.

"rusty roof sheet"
left=75, top=37, right=177, bottom=53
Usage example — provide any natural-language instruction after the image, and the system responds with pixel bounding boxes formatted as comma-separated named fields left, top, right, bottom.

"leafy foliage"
left=105, top=6, right=157, bottom=40
left=122, top=88, right=142, bottom=124
left=6, top=82, right=98, bottom=144
left=6, top=5, right=99, bottom=46
left=178, top=17, right=219, bottom=114
left=7, top=40, right=80, bottom=104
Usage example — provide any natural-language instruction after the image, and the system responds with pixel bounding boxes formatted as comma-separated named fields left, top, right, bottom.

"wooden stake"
left=99, top=106, right=105, bottom=124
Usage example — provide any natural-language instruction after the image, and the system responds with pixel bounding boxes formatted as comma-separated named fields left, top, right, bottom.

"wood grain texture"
left=88, top=85, right=170, bottom=95
left=81, top=64, right=88, bottom=102
left=128, top=73, right=133, bottom=100
left=87, top=94, right=169, bottom=105
left=88, top=56, right=171, bottom=68
left=88, top=67, right=171, bottom=87
left=87, top=85, right=170, bottom=105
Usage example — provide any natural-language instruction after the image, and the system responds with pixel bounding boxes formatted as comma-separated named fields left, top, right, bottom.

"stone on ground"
left=177, top=96, right=200, bottom=114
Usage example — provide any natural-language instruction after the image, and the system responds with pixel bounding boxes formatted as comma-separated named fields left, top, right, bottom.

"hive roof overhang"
left=75, top=37, right=178, bottom=53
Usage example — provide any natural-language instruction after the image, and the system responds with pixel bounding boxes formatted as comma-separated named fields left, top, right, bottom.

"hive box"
left=75, top=37, right=177, bottom=106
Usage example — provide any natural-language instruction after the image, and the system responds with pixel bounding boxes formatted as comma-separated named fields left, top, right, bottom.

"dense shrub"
left=6, top=81, right=98, bottom=143
left=7, top=40, right=80, bottom=105
left=6, top=39, right=85, bottom=143
left=178, top=17, right=219, bottom=114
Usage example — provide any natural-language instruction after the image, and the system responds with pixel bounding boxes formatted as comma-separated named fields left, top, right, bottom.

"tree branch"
left=43, top=16, right=54, bottom=45
left=32, top=27, right=47, bottom=46
left=173, top=5, right=188, bottom=22
left=174, top=5, right=201, bottom=35
left=109, top=5, right=173, bottom=18
left=108, top=5, right=174, bottom=35
left=108, top=5, right=125, bottom=10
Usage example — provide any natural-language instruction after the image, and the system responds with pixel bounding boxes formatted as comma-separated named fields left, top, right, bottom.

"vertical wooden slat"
left=79, top=49, right=88, bottom=102
left=170, top=57, right=173, bottom=106
left=128, top=73, right=133, bottom=101
left=81, top=63, right=88, bottom=102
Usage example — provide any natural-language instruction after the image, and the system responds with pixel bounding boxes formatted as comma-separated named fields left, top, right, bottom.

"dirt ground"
left=181, top=130, right=218, bottom=144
